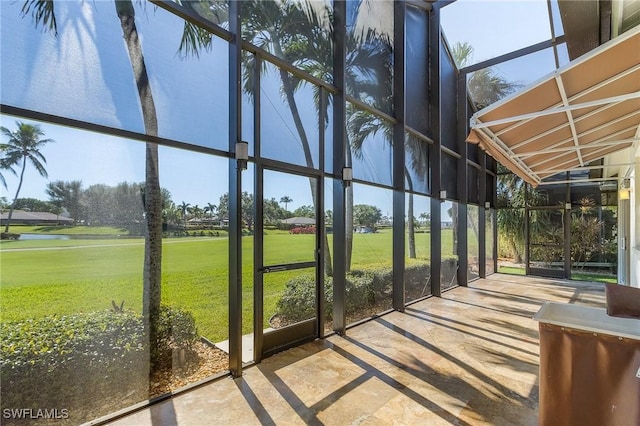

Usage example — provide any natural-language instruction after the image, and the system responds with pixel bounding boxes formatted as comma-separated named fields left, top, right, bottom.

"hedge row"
left=0, top=306, right=198, bottom=425
left=276, top=264, right=432, bottom=324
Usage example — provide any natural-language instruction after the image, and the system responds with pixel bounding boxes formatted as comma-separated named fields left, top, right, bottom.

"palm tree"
left=21, top=0, right=185, bottom=373
left=451, top=41, right=521, bottom=109
left=279, top=196, right=293, bottom=212
left=188, top=204, right=204, bottom=229
left=496, top=170, right=526, bottom=263
left=239, top=0, right=334, bottom=275
left=205, top=202, right=217, bottom=228
left=45, top=180, right=83, bottom=223
left=1, top=121, right=53, bottom=234
left=238, top=1, right=403, bottom=274
left=163, top=201, right=180, bottom=232
left=419, top=212, right=431, bottom=227
left=179, top=201, right=191, bottom=232
left=0, top=152, right=17, bottom=190
left=347, top=110, right=426, bottom=262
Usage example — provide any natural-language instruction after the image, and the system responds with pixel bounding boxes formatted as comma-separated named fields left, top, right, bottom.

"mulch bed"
left=150, top=341, right=229, bottom=397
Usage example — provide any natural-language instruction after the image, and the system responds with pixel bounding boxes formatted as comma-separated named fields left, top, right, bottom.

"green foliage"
left=0, top=310, right=145, bottom=373
left=450, top=42, right=522, bottom=109
left=12, top=197, right=58, bottom=213
left=292, top=204, right=315, bottom=218
left=404, top=263, right=431, bottom=299
left=0, top=310, right=148, bottom=421
left=46, top=180, right=83, bottom=221
left=276, top=274, right=333, bottom=323
left=276, top=265, right=436, bottom=324
left=353, top=204, right=382, bottom=231
left=218, top=191, right=255, bottom=230
left=153, top=305, right=199, bottom=369
left=569, top=197, right=616, bottom=270
left=0, top=304, right=199, bottom=421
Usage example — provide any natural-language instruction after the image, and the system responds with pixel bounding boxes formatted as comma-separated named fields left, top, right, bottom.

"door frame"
left=254, top=164, right=324, bottom=361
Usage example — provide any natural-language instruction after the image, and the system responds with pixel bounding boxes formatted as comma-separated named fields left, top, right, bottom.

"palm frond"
left=179, top=22, right=214, bottom=59
left=21, top=0, right=57, bottom=35
left=29, top=155, right=49, bottom=178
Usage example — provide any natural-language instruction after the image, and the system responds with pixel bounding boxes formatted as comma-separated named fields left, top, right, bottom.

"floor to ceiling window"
left=0, top=0, right=501, bottom=423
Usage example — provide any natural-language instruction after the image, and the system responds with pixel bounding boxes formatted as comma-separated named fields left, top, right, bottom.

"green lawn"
left=498, top=265, right=616, bottom=284
left=0, top=227, right=452, bottom=341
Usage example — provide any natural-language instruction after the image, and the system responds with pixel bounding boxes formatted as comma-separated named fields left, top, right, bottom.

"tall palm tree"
left=279, top=196, right=293, bottom=212
left=347, top=109, right=426, bottom=262
left=21, top=0, right=168, bottom=373
left=1, top=121, right=53, bottom=234
left=238, top=0, right=334, bottom=276
left=205, top=202, right=217, bottom=228
left=234, top=1, right=402, bottom=275
left=179, top=201, right=191, bottom=231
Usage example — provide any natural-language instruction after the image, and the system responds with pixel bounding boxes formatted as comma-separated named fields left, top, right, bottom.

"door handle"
left=261, top=265, right=287, bottom=273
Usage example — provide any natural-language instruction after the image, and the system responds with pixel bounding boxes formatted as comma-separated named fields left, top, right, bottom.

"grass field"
left=498, top=265, right=616, bottom=283
left=1, top=226, right=451, bottom=342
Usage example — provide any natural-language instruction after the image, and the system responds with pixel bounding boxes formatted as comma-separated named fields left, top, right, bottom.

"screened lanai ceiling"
left=467, top=25, right=640, bottom=187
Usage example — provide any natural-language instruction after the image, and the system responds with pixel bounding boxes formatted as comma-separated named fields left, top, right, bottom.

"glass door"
left=255, top=168, right=322, bottom=359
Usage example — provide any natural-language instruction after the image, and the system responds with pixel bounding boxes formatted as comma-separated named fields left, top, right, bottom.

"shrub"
left=404, top=263, right=431, bottom=300
left=289, top=226, right=316, bottom=234
left=345, top=270, right=377, bottom=313
left=0, top=305, right=199, bottom=424
left=276, top=265, right=424, bottom=325
left=0, top=310, right=145, bottom=375
left=153, top=305, right=199, bottom=370
left=276, top=274, right=333, bottom=323
left=0, top=310, right=148, bottom=424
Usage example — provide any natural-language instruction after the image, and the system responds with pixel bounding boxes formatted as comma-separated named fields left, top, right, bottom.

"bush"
left=276, top=274, right=333, bottom=323
left=1, top=310, right=148, bottom=424
left=276, top=265, right=414, bottom=324
left=0, top=305, right=199, bottom=425
left=1, top=310, right=145, bottom=375
left=404, top=263, right=431, bottom=300
left=153, top=305, right=199, bottom=370
left=289, top=226, right=316, bottom=234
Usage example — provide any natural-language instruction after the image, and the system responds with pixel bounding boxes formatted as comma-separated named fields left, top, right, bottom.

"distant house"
left=281, top=217, right=316, bottom=226
left=0, top=210, right=74, bottom=226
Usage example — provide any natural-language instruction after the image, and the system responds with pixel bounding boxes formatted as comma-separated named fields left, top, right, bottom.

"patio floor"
left=105, top=274, right=605, bottom=425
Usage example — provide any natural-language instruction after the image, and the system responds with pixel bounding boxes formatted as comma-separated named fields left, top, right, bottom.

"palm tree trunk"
left=406, top=168, right=416, bottom=259
left=277, top=67, right=333, bottom=277
left=116, top=0, right=162, bottom=374
left=508, top=238, right=522, bottom=263
left=3, top=156, right=27, bottom=234
left=452, top=206, right=458, bottom=256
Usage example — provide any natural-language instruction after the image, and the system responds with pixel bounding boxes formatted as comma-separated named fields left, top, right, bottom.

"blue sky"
left=441, top=0, right=564, bottom=86
left=1, top=0, right=552, bottom=220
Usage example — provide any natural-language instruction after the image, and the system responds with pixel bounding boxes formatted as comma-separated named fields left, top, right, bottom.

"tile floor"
left=105, top=274, right=606, bottom=426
